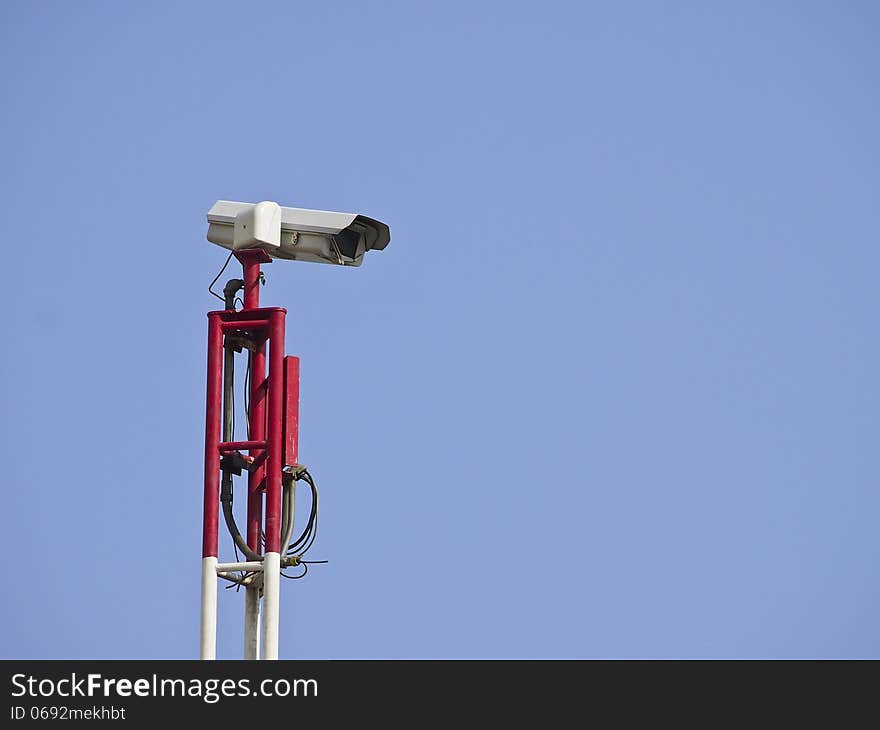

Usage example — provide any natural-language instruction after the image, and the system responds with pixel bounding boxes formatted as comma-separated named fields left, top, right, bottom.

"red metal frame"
left=202, top=248, right=299, bottom=560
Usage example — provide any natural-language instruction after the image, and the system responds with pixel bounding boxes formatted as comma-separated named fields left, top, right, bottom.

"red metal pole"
left=236, top=249, right=271, bottom=310
left=202, top=312, right=223, bottom=559
left=247, top=340, right=267, bottom=553
left=265, top=309, right=286, bottom=554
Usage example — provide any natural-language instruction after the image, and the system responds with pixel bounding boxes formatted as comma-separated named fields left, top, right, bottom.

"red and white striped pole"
left=261, top=308, right=285, bottom=659
left=200, top=312, right=223, bottom=659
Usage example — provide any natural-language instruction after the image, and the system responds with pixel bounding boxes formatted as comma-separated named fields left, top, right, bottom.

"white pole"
left=244, top=586, right=261, bottom=659
left=200, top=556, right=218, bottom=660
left=261, top=552, right=281, bottom=660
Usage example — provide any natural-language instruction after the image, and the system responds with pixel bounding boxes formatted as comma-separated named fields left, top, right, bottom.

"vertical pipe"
left=265, top=310, right=285, bottom=555
left=200, top=556, right=218, bottom=660
left=203, top=313, right=223, bottom=561
left=201, top=312, right=223, bottom=659
left=245, top=340, right=266, bottom=659
left=262, top=309, right=286, bottom=660
left=241, top=251, right=268, bottom=660
left=261, top=552, right=281, bottom=660
left=242, top=255, right=261, bottom=310
left=244, top=587, right=261, bottom=660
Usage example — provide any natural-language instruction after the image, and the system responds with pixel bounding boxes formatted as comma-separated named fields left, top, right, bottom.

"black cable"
left=232, top=543, right=246, bottom=591
left=223, top=571, right=258, bottom=589
left=281, top=564, right=308, bottom=580
left=208, top=251, right=234, bottom=302
left=287, top=473, right=317, bottom=547
left=230, top=354, right=235, bottom=442
left=221, top=480, right=261, bottom=562
left=288, top=511, right=316, bottom=553
left=286, top=470, right=319, bottom=557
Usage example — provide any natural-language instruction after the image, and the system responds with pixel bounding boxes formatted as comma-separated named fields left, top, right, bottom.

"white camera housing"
left=207, top=200, right=390, bottom=267
left=233, top=200, right=281, bottom=250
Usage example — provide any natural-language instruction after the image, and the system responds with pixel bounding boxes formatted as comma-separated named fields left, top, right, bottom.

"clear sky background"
left=1, top=1, right=878, bottom=659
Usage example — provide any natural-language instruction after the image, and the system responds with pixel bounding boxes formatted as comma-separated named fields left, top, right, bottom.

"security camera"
left=207, top=200, right=391, bottom=267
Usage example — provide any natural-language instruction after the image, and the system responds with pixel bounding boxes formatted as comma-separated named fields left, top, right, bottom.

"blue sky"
left=1, top=1, right=878, bottom=658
